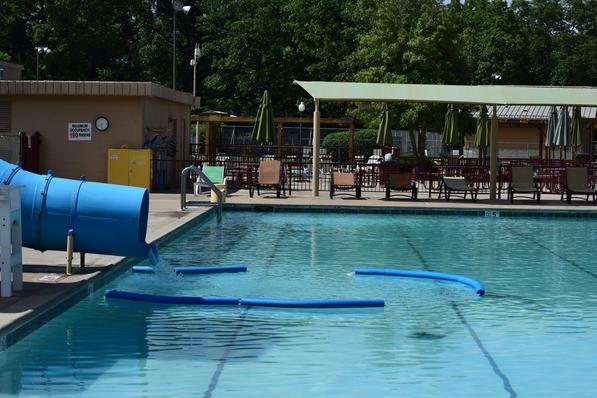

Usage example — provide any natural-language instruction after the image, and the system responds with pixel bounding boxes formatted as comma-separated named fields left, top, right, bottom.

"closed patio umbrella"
left=474, top=105, right=490, bottom=149
left=545, top=106, right=558, bottom=147
left=544, top=106, right=558, bottom=159
left=376, top=103, right=392, bottom=146
left=441, top=104, right=461, bottom=147
left=251, top=90, right=275, bottom=144
left=554, top=106, right=571, bottom=149
left=570, top=106, right=583, bottom=148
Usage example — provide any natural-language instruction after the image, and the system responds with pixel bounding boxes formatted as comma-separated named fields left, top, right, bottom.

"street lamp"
left=35, top=46, right=51, bottom=81
left=190, top=43, right=202, bottom=156
left=172, top=1, right=191, bottom=90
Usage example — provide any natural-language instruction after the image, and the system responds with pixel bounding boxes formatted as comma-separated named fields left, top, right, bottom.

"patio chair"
left=250, top=160, right=286, bottom=198
left=439, top=176, right=478, bottom=201
left=561, top=167, right=597, bottom=204
left=385, top=173, right=417, bottom=200
left=330, top=171, right=361, bottom=199
left=194, top=165, right=227, bottom=196
left=508, top=166, right=540, bottom=204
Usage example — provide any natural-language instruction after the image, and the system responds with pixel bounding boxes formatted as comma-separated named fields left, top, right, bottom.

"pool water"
left=2, top=211, right=597, bottom=397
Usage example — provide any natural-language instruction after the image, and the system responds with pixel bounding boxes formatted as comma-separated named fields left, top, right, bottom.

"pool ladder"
left=180, top=165, right=223, bottom=222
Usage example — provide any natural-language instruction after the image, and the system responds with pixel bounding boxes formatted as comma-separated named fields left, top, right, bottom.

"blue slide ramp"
left=0, top=159, right=157, bottom=262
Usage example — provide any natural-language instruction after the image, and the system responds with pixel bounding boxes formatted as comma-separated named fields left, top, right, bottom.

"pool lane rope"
left=131, top=265, right=247, bottom=274
left=355, top=268, right=485, bottom=296
left=104, top=290, right=384, bottom=308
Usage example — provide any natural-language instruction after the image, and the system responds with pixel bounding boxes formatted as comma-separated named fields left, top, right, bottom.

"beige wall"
left=465, top=124, right=543, bottom=152
left=497, top=125, right=543, bottom=150
left=142, top=97, right=190, bottom=186
left=0, top=94, right=191, bottom=184
left=142, top=97, right=190, bottom=158
left=4, top=95, right=143, bottom=181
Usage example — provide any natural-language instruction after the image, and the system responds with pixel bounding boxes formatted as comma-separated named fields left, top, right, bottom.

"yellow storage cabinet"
left=108, top=149, right=152, bottom=191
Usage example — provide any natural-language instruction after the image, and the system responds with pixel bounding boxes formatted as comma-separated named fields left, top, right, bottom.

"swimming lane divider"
left=355, top=268, right=485, bottom=296
left=104, top=290, right=385, bottom=308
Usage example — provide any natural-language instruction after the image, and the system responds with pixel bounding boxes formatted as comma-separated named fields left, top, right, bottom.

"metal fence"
left=156, top=143, right=596, bottom=197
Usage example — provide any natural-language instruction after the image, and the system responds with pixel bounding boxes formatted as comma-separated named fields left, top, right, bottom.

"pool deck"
left=2, top=189, right=597, bottom=338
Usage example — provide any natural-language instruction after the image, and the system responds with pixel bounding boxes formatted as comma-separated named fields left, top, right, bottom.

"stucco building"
left=0, top=80, right=197, bottom=185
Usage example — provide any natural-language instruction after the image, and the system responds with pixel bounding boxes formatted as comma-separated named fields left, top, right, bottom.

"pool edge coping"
left=223, top=202, right=597, bottom=217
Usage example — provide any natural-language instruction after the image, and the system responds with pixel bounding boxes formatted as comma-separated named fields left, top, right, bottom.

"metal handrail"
left=180, top=165, right=223, bottom=222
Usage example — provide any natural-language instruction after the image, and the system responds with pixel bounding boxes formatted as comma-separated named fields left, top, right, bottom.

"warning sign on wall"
left=68, top=122, right=92, bottom=141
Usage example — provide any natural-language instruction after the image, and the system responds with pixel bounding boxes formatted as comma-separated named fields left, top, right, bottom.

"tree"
left=461, top=0, right=528, bottom=85
left=551, top=0, right=597, bottom=85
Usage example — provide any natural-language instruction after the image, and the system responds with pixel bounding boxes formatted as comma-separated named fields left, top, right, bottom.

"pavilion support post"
left=312, top=99, right=320, bottom=196
left=348, top=122, right=354, bottom=163
left=276, top=122, right=283, bottom=159
left=489, top=105, right=499, bottom=200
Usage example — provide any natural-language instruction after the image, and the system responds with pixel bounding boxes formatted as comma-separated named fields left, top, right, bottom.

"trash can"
left=210, top=184, right=226, bottom=203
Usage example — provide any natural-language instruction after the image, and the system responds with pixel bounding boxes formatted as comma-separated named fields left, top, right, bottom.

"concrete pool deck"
left=0, top=194, right=213, bottom=337
left=2, top=189, right=597, bottom=339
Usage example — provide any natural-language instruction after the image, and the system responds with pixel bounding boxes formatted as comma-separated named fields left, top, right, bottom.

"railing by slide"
left=180, top=165, right=223, bottom=223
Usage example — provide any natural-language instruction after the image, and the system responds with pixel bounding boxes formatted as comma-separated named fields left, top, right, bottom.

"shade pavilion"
left=294, top=81, right=597, bottom=199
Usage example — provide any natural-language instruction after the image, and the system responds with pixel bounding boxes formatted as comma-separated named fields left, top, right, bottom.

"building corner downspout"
left=312, top=99, right=320, bottom=196
left=489, top=104, right=499, bottom=200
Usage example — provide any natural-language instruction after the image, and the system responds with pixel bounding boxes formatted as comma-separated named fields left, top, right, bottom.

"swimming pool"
left=2, top=210, right=597, bottom=397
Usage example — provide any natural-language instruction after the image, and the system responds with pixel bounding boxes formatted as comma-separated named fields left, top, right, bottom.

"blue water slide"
left=0, top=159, right=157, bottom=261
left=355, top=268, right=485, bottom=296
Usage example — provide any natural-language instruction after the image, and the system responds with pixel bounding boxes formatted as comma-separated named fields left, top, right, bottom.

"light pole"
left=191, top=43, right=202, bottom=156
left=190, top=43, right=201, bottom=97
left=297, top=101, right=305, bottom=146
left=35, top=46, right=51, bottom=81
left=172, top=1, right=191, bottom=90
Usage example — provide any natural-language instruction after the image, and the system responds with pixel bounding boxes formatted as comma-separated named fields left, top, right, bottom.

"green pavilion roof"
left=294, top=81, right=597, bottom=106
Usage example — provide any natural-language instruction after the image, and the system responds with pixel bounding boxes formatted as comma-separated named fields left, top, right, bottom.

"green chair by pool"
left=194, top=165, right=227, bottom=196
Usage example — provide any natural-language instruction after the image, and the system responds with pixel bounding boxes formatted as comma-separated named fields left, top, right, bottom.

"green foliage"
left=0, top=52, right=10, bottom=62
left=322, top=129, right=378, bottom=149
left=0, top=0, right=595, bottom=117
